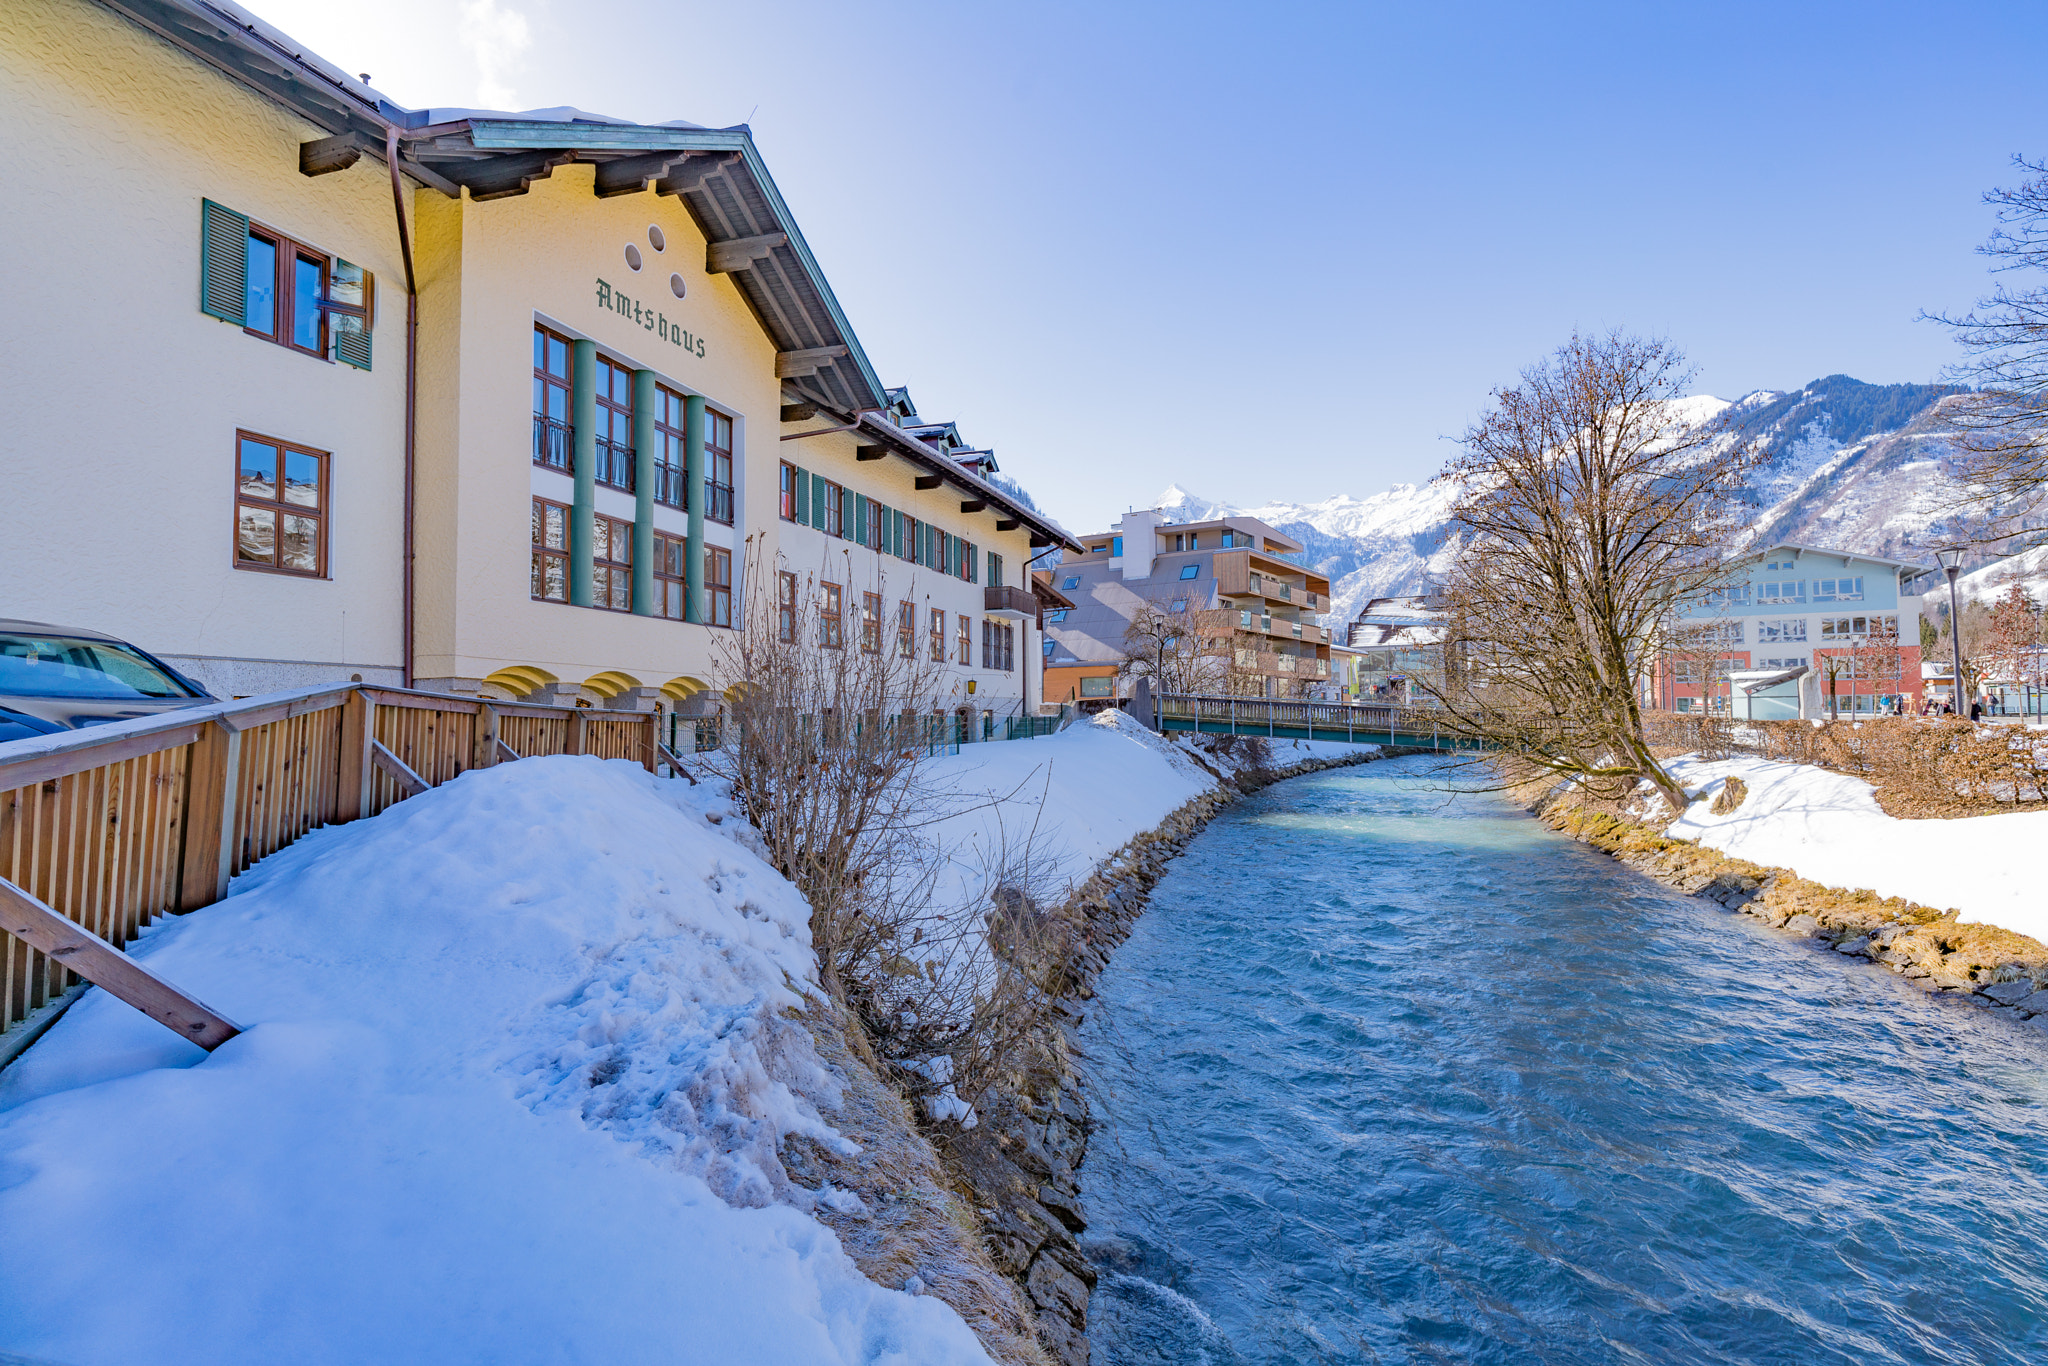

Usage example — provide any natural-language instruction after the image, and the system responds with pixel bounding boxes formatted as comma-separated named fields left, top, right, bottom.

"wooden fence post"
left=176, top=720, right=236, bottom=912
left=568, top=709, right=587, bottom=757
left=478, top=704, right=502, bottom=769
left=336, top=689, right=372, bottom=821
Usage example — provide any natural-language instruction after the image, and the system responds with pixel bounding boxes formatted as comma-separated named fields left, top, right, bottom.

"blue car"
left=0, top=620, right=216, bottom=743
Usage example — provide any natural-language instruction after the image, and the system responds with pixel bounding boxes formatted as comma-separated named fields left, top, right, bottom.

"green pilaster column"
left=684, top=393, right=706, bottom=624
left=631, top=369, right=657, bottom=616
left=570, top=338, right=597, bottom=608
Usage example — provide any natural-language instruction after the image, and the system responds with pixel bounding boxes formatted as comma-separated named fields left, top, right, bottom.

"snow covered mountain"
left=1156, top=375, right=1987, bottom=631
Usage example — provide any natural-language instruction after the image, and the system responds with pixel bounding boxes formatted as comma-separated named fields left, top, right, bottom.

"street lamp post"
left=1935, top=548, right=1968, bottom=715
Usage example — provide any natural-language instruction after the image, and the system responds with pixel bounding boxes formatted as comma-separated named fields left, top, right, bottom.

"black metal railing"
left=653, top=462, right=688, bottom=510
left=594, top=437, right=635, bottom=492
left=532, top=414, right=573, bottom=472
left=704, top=481, right=734, bottom=524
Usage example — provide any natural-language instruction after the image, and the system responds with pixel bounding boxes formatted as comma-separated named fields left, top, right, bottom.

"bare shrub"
left=709, top=547, right=1078, bottom=1123
left=1709, top=776, right=1749, bottom=815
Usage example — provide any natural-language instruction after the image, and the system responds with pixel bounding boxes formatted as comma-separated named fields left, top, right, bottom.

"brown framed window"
left=957, top=613, right=972, bottom=664
left=654, top=387, right=688, bottom=509
left=929, top=607, right=946, bottom=662
left=594, top=356, right=634, bottom=491
left=706, top=545, right=733, bottom=627
left=998, top=623, right=1014, bottom=671
left=820, top=479, right=843, bottom=538
left=706, top=409, right=735, bottom=524
left=533, top=326, right=573, bottom=471
left=778, top=572, right=798, bottom=643
left=819, top=583, right=844, bottom=649
left=900, top=515, right=919, bottom=563
left=593, top=513, right=633, bottom=611
left=654, top=533, right=687, bottom=620
left=861, top=592, right=882, bottom=653
left=531, top=497, right=569, bottom=601
left=244, top=227, right=328, bottom=357
left=235, top=432, right=327, bottom=576
left=898, top=600, right=916, bottom=657
left=779, top=462, right=798, bottom=522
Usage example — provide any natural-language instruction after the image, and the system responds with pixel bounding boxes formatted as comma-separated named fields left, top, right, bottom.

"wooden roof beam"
left=709, top=232, right=789, bottom=273
left=593, top=150, right=695, bottom=198
left=775, top=345, right=849, bottom=379
left=996, top=518, right=1021, bottom=532
left=300, top=132, right=366, bottom=176
left=914, top=474, right=944, bottom=491
left=960, top=499, right=987, bottom=514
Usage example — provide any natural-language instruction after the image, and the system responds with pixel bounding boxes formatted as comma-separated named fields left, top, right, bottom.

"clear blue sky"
left=258, top=0, right=2048, bottom=532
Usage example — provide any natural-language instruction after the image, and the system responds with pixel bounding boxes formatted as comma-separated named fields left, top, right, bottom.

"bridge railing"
left=1157, top=694, right=1446, bottom=741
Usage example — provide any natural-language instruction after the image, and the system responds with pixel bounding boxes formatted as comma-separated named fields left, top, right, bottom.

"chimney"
left=1115, top=508, right=1165, bottom=580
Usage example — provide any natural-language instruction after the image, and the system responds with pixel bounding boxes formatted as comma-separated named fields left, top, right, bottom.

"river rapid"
left=1078, top=755, right=2048, bottom=1365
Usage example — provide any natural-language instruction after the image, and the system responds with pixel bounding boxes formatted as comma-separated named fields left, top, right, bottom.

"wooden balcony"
left=984, top=584, right=1037, bottom=619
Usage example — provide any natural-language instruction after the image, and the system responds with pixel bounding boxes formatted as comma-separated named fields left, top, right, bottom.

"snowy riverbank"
left=0, top=711, right=1373, bottom=1365
left=0, top=757, right=989, bottom=1366
left=1662, top=754, right=2048, bottom=945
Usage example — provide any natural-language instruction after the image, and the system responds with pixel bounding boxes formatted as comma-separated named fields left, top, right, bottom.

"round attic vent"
left=669, top=273, right=687, bottom=299
left=648, top=225, right=666, bottom=252
left=624, top=243, right=643, bottom=271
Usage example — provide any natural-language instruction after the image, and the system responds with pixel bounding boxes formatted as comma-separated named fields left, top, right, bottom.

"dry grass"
left=784, top=995, right=1054, bottom=1366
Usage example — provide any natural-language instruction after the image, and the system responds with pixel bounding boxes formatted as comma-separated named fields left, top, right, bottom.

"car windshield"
left=0, top=634, right=198, bottom=700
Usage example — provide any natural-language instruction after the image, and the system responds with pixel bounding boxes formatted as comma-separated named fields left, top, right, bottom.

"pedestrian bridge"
left=1157, top=695, right=1475, bottom=749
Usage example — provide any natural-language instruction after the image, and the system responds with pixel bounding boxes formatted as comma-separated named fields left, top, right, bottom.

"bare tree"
left=1985, top=581, right=2044, bottom=705
left=1425, top=331, right=1764, bottom=811
left=1118, top=600, right=1229, bottom=696
left=1928, top=156, right=2048, bottom=545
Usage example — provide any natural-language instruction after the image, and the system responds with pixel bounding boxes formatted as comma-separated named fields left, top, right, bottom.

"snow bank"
left=1664, top=753, right=2048, bottom=944
left=921, top=710, right=1367, bottom=880
left=0, top=756, right=990, bottom=1366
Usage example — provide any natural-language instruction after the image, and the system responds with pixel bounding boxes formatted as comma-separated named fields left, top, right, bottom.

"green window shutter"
left=793, top=467, right=810, bottom=524
left=811, top=473, right=827, bottom=529
left=854, top=493, right=869, bottom=546
left=968, top=543, right=978, bottom=583
left=841, top=486, right=854, bottom=540
left=891, top=509, right=902, bottom=558
left=199, top=199, right=249, bottom=322
left=330, top=259, right=373, bottom=370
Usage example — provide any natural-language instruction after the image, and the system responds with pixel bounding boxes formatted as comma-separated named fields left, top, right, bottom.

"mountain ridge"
left=1150, top=375, right=1988, bottom=630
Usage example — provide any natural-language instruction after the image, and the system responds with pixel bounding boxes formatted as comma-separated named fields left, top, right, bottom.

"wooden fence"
left=0, top=684, right=657, bottom=1063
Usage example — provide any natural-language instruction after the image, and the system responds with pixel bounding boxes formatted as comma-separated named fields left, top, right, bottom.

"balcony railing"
left=594, top=437, right=634, bottom=492
left=985, top=584, right=1037, bottom=618
left=654, top=462, right=688, bottom=510
left=532, top=414, right=573, bottom=473
left=704, top=480, right=734, bottom=525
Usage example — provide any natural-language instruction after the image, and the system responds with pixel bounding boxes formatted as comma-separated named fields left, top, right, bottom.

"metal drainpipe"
left=385, top=128, right=420, bottom=689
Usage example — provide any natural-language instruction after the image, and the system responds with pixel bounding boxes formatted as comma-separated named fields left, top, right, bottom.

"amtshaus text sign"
left=595, top=279, right=706, bottom=357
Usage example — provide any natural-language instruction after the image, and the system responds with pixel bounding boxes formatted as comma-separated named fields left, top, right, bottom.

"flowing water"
left=1079, top=755, right=2048, bottom=1365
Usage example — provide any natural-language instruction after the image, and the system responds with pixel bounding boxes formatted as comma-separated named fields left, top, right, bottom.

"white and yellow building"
left=1, top=0, right=1077, bottom=731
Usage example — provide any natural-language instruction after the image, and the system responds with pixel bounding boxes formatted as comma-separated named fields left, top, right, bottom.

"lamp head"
left=1934, top=547, right=1967, bottom=570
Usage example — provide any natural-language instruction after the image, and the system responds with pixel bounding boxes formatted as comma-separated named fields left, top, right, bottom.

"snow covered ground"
left=922, top=710, right=1366, bottom=890
left=1664, top=754, right=2048, bottom=945
left=0, top=712, right=1368, bottom=1365
left=0, top=756, right=990, bottom=1366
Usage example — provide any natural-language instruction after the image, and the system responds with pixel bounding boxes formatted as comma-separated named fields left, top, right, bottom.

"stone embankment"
left=1530, top=786, right=2048, bottom=1028
left=947, top=742, right=1405, bottom=1366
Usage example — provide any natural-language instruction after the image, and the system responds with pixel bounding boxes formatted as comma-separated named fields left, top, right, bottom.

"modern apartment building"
left=1040, top=509, right=1333, bottom=703
left=2, top=0, right=1076, bottom=732
left=1654, top=544, right=1927, bottom=719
